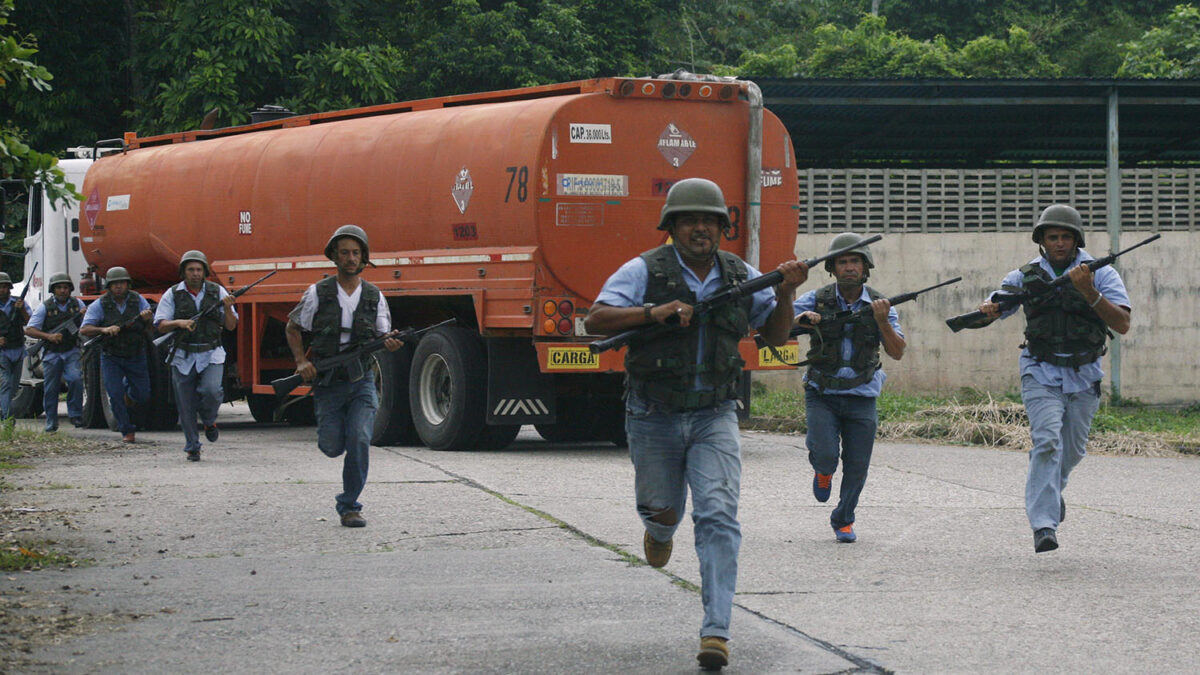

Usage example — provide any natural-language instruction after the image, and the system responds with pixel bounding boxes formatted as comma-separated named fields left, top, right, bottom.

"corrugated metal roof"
left=757, top=79, right=1200, bottom=167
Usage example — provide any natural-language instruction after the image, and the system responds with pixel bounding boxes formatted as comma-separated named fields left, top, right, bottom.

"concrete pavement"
left=2, top=402, right=1198, bottom=673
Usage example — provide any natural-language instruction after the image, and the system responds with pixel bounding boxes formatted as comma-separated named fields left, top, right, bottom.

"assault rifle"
left=588, top=234, right=884, bottom=354
left=77, top=315, right=146, bottom=356
left=26, top=311, right=83, bottom=358
left=2, top=261, right=35, bottom=348
left=270, top=318, right=455, bottom=397
left=755, top=276, right=961, bottom=367
left=945, top=234, right=1160, bottom=333
left=154, top=269, right=278, bottom=363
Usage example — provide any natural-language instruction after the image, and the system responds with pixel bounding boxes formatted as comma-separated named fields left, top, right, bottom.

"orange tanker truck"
left=78, top=74, right=801, bottom=450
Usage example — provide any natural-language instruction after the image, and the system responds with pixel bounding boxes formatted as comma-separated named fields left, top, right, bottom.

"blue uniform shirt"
left=792, top=285, right=903, bottom=398
left=27, top=297, right=88, bottom=363
left=989, top=249, right=1130, bottom=394
left=82, top=293, right=151, bottom=326
left=594, top=246, right=779, bottom=392
left=154, top=281, right=238, bottom=374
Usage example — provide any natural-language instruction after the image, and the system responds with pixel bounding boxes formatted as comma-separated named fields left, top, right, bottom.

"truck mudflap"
left=486, top=338, right=555, bottom=425
left=532, top=338, right=802, bottom=373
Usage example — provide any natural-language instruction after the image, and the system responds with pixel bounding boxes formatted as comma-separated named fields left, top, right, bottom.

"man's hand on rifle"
left=139, top=308, right=154, bottom=322
left=796, top=310, right=821, bottom=326
left=102, top=324, right=121, bottom=336
left=977, top=300, right=1001, bottom=320
left=13, top=299, right=23, bottom=311
left=382, top=331, right=404, bottom=353
left=295, top=359, right=318, bottom=383
left=871, top=298, right=892, bottom=325
left=47, top=332, right=64, bottom=344
left=1067, top=264, right=1098, bottom=301
left=775, top=260, right=809, bottom=296
left=652, top=300, right=694, bottom=328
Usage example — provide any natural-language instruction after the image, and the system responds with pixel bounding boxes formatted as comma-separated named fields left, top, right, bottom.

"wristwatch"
left=643, top=303, right=655, bottom=321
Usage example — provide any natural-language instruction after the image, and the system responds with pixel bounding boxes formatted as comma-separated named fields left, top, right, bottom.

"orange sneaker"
left=813, top=472, right=833, bottom=502
left=835, top=524, right=856, bottom=543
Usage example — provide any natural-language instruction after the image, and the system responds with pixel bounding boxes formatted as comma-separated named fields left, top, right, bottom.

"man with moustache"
left=0, top=272, right=31, bottom=421
left=155, top=250, right=238, bottom=462
left=24, top=273, right=87, bottom=431
left=286, top=225, right=402, bottom=528
left=794, top=232, right=905, bottom=545
left=585, top=178, right=809, bottom=671
left=977, top=205, right=1130, bottom=553
left=80, top=267, right=154, bottom=442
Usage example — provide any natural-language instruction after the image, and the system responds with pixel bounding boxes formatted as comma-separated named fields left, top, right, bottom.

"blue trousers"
left=171, top=362, right=224, bottom=453
left=626, top=392, right=742, bottom=640
left=0, top=349, right=22, bottom=420
left=100, top=352, right=151, bottom=434
left=314, top=377, right=377, bottom=515
left=1021, top=374, right=1100, bottom=532
left=805, top=389, right=878, bottom=530
left=41, top=351, right=83, bottom=430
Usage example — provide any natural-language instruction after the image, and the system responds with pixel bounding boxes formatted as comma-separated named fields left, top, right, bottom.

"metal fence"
left=798, top=168, right=1199, bottom=233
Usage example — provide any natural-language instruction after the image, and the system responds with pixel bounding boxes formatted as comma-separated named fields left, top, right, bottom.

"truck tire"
left=534, top=396, right=591, bottom=443
left=247, top=394, right=277, bottom=423
left=409, top=327, right=488, bottom=451
left=79, top=350, right=106, bottom=428
left=11, top=383, right=43, bottom=419
left=477, top=423, right=521, bottom=450
left=284, top=396, right=316, bottom=426
left=371, top=345, right=420, bottom=446
left=144, top=342, right=178, bottom=431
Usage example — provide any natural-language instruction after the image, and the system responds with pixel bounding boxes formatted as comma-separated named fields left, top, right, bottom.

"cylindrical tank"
left=81, top=79, right=800, bottom=299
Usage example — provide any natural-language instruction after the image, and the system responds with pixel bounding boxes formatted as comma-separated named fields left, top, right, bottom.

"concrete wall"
left=756, top=231, right=1199, bottom=406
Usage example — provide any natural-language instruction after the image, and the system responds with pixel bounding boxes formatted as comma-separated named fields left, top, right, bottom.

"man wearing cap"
left=285, top=225, right=402, bottom=528
left=584, top=178, right=808, bottom=670
left=154, top=251, right=238, bottom=461
left=80, top=267, right=154, bottom=443
left=24, top=273, right=88, bottom=431
left=793, top=233, right=905, bottom=545
left=0, top=272, right=32, bottom=421
left=977, top=204, right=1131, bottom=553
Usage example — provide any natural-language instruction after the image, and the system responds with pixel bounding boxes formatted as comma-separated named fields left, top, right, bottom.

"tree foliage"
left=1117, top=3, right=1200, bottom=77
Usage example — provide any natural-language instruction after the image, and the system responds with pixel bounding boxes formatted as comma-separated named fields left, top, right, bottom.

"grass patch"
left=0, top=541, right=84, bottom=571
left=750, top=388, right=1200, bottom=456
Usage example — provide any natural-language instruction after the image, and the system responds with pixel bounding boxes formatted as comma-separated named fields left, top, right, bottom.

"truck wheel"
left=409, top=327, right=487, bottom=450
left=477, top=423, right=521, bottom=450
left=247, top=394, right=277, bottom=423
left=371, top=345, right=420, bottom=446
left=143, top=342, right=178, bottom=431
left=11, top=383, right=43, bottom=419
left=79, top=350, right=106, bottom=428
left=284, top=396, right=316, bottom=426
left=534, top=397, right=591, bottom=443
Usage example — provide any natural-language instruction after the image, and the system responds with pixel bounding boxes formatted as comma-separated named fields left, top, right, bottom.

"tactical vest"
left=624, top=246, right=752, bottom=410
left=99, top=291, right=146, bottom=358
left=1014, top=263, right=1110, bottom=369
left=41, top=298, right=84, bottom=353
left=310, top=277, right=380, bottom=383
left=0, top=301, right=24, bottom=349
left=172, top=281, right=224, bottom=353
left=804, top=284, right=883, bottom=391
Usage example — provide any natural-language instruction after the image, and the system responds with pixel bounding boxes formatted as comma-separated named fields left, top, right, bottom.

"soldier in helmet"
left=285, top=225, right=402, bottom=528
left=80, top=266, right=155, bottom=442
left=154, top=250, right=238, bottom=461
left=977, top=204, right=1130, bottom=553
left=793, top=233, right=905, bottom=545
left=584, top=178, right=808, bottom=670
left=0, top=271, right=32, bottom=421
left=24, top=272, right=88, bottom=431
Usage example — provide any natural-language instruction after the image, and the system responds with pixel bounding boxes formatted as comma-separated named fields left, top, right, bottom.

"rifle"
left=945, top=234, right=1160, bottom=333
left=270, top=318, right=455, bottom=398
left=25, top=311, right=83, bottom=358
left=154, top=269, right=278, bottom=362
left=755, top=276, right=962, bottom=367
left=77, top=315, right=145, bottom=356
left=1, top=262, right=35, bottom=348
left=588, top=234, right=884, bottom=354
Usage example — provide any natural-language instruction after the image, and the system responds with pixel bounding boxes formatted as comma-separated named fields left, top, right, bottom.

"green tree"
left=0, top=0, right=76, bottom=211
left=800, top=14, right=959, bottom=77
left=1118, top=3, right=1200, bottom=77
left=957, top=26, right=1062, bottom=77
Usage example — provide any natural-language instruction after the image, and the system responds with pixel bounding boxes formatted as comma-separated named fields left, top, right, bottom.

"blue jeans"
left=625, top=392, right=741, bottom=640
left=100, top=352, right=151, bottom=434
left=805, top=389, right=878, bottom=530
left=0, top=349, right=22, bottom=420
left=171, top=361, right=224, bottom=453
left=1021, top=374, right=1100, bottom=532
left=41, top=352, right=83, bottom=430
left=314, top=376, right=377, bottom=515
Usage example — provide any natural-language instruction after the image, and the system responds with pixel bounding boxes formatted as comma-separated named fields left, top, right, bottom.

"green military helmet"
left=1033, top=204, right=1085, bottom=248
left=47, top=271, right=75, bottom=292
left=105, top=266, right=133, bottom=287
left=657, top=178, right=731, bottom=231
left=324, top=224, right=370, bottom=264
left=0, top=272, right=11, bottom=287
left=823, top=232, right=875, bottom=273
left=178, top=250, right=210, bottom=277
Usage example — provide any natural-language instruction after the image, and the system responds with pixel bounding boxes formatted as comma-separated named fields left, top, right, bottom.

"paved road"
left=3, top=402, right=1198, bottom=673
